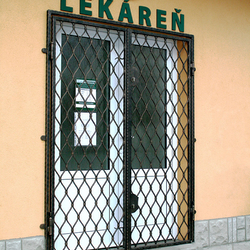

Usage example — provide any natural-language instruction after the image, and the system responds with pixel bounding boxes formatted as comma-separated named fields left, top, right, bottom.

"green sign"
left=60, top=0, right=185, bottom=32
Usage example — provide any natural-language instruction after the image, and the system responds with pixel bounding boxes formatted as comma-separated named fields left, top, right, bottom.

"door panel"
left=54, top=22, right=125, bottom=249
left=130, top=35, right=178, bottom=244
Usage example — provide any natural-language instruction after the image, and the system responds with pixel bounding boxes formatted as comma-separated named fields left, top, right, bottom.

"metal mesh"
left=53, top=21, right=125, bottom=250
left=46, top=14, right=194, bottom=250
left=129, top=33, right=190, bottom=247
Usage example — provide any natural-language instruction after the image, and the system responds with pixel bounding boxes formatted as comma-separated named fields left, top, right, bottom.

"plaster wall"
left=1, top=0, right=250, bottom=241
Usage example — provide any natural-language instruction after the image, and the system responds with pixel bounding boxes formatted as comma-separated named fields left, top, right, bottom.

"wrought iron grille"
left=45, top=11, right=194, bottom=250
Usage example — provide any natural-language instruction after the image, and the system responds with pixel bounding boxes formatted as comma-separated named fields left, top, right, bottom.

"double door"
left=47, top=15, right=193, bottom=250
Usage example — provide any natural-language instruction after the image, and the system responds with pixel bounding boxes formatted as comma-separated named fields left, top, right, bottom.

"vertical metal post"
left=188, top=36, right=195, bottom=242
left=123, top=28, right=132, bottom=250
left=45, top=11, right=56, bottom=250
left=45, top=10, right=52, bottom=250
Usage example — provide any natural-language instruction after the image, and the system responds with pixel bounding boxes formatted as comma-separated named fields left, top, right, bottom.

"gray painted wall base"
left=1, top=215, right=250, bottom=250
left=0, top=236, right=44, bottom=250
left=162, top=215, right=250, bottom=250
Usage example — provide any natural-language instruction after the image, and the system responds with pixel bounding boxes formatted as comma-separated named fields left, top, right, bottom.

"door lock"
left=130, top=193, right=139, bottom=213
left=131, top=67, right=139, bottom=85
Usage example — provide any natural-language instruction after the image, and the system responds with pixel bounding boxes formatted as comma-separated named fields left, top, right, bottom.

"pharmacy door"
left=51, top=20, right=180, bottom=250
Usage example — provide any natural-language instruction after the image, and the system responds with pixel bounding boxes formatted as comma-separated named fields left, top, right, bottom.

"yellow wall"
left=1, top=0, right=250, bottom=240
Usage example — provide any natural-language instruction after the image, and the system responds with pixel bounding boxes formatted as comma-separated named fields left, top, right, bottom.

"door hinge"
left=191, top=205, right=196, bottom=217
left=39, top=216, right=53, bottom=236
left=48, top=216, right=53, bottom=236
left=190, top=63, right=196, bottom=76
left=50, top=42, right=54, bottom=60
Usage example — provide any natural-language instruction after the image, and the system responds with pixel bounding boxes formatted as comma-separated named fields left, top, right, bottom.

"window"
left=45, top=11, right=195, bottom=250
left=60, top=34, right=110, bottom=170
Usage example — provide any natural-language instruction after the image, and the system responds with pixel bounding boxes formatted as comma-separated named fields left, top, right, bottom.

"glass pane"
left=60, top=35, right=110, bottom=170
left=131, top=45, right=166, bottom=169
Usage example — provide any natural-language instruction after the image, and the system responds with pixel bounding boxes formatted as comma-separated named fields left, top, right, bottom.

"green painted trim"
left=75, top=107, right=96, bottom=112
left=76, top=79, right=96, bottom=89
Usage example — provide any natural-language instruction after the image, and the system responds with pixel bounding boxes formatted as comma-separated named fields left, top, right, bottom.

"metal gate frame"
left=44, top=10, right=195, bottom=250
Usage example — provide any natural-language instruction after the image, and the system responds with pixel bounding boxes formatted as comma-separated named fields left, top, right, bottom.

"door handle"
left=130, top=193, right=139, bottom=213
